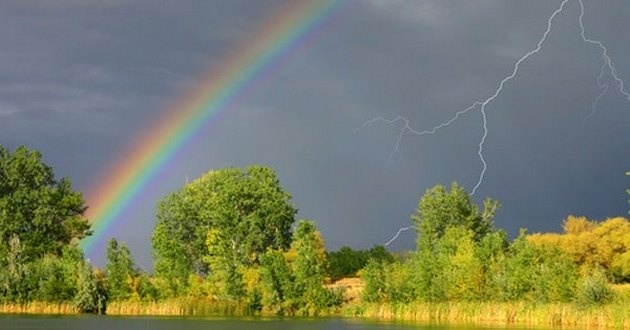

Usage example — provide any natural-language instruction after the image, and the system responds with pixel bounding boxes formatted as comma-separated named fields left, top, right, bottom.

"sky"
left=1, top=0, right=629, bottom=269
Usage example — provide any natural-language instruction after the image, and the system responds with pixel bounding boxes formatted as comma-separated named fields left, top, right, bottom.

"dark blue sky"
left=0, top=0, right=628, bottom=269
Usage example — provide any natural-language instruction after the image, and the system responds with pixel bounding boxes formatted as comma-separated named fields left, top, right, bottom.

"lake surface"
left=0, top=315, right=518, bottom=330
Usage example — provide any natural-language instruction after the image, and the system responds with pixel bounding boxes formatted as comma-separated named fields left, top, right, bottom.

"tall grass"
left=0, top=302, right=78, bottom=315
left=344, top=301, right=629, bottom=328
left=106, top=298, right=250, bottom=316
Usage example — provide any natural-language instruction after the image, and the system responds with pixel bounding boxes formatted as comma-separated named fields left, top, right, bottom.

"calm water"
left=0, top=315, right=520, bottom=330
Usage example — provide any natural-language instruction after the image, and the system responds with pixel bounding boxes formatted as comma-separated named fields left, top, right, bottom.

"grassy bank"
left=0, top=302, right=78, bottom=315
left=344, top=301, right=629, bottom=328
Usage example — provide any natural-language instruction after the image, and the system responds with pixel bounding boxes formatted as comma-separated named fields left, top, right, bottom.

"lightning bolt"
left=383, top=225, right=415, bottom=246
left=579, top=0, right=630, bottom=124
left=369, top=0, right=630, bottom=247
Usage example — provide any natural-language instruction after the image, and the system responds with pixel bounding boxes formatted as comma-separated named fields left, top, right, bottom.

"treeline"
left=127, top=166, right=392, bottom=315
left=359, top=183, right=629, bottom=306
left=0, top=145, right=393, bottom=315
left=1, top=144, right=629, bottom=318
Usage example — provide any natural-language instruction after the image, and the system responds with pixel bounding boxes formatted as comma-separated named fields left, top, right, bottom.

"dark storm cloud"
left=0, top=1, right=628, bottom=268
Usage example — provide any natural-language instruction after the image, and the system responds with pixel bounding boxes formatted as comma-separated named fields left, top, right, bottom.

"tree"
left=259, top=249, right=293, bottom=314
left=327, top=245, right=394, bottom=280
left=290, top=220, right=328, bottom=310
left=360, top=259, right=387, bottom=303
left=412, top=182, right=499, bottom=245
left=410, top=183, right=499, bottom=302
left=152, top=166, right=297, bottom=295
left=0, top=145, right=90, bottom=261
left=74, top=259, right=107, bottom=313
left=502, top=230, right=578, bottom=302
left=105, top=239, right=136, bottom=301
left=0, top=235, right=28, bottom=302
left=528, top=216, right=630, bottom=282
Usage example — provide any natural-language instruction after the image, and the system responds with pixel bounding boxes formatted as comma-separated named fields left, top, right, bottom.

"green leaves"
left=152, top=166, right=297, bottom=296
left=412, top=182, right=499, bottom=246
left=0, top=145, right=90, bottom=261
left=105, top=238, right=136, bottom=301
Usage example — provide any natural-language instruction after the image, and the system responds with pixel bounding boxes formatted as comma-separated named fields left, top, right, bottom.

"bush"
left=577, top=269, right=615, bottom=305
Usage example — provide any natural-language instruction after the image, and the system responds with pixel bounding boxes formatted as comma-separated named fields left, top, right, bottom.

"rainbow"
left=80, top=1, right=348, bottom=256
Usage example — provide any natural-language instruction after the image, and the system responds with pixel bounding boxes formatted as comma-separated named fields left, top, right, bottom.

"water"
left=0, top=315, right=506, bottom=330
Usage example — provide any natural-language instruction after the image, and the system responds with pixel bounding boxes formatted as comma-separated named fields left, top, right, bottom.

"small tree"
left=74, top=260, right=106, bottom=313
left=290, top=220, right=329, bottom=313
left=360, top=259, right=386, bottom=303
left=0, top=235, right=28, bottom=302
left=105, top=239, right=136, bottom=301
left=259, top=249, right=293, bottom=314
left=412, top=182, right=499, bottom=245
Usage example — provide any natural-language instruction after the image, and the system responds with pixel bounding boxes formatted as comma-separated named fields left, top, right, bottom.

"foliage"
left=412, top=182, right=499, bottom=245
left=105, top=239, right=136, bottom=301
left=0, top=145, right=90, bottom=261
left=528, top=216, right=630, bottom=282
left=502, top=230, right=578, bottom=302
left=0, top=235, right=29, bottom=302
left=290, top=220, right=329, bottom=312
left=259, top=249, right=293, bottom=314
left=577, top=268, right=615, bottom=305
left=152, top=166, right=296, bottom=295
left=327, top=245, right=394, bottom=280
left=360, top=259, right=387, bottom=303
left=204, top=228, right=246, bottom=300
left=74, top=260, right=107, bottom=313
left=257, top=220, right=342, bottom=315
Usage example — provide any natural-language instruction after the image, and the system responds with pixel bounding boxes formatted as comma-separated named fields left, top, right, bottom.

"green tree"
left=410, top=183, right=500, bottom=302
left=501, top=230, right=578, bottom=302
left=74, top=260, right=106, bottom=313
left=440, top=226, right=484, bottom=301
left=327, top=245, right=394, bottom=281
left=290, top=220, right=329, bottom=313
left=152, top=166, right=296, bottom=295
left=259, top=249, right=293, bottom=314
left=327, top=247, right=366, bottom=280
left=476, top=230, right=508, bottom=299
left=412, top=182, right=499, bottom=245
left=0, top=145, right=90, bottom=261
left=105, top=239, right=136, bottom=301
left=360, top=259, right=387, bottom=303
left=0, top=235, right=28, bottom=302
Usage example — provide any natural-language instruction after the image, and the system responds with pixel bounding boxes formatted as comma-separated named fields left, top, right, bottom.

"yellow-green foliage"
left=528, top=216, right=630, bottom=281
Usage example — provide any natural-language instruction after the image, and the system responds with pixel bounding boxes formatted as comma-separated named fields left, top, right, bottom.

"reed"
left=0, top=302, right=78, bottom=315
left=344, top=301, right=630, bottom=329
left=106, top=298, right=250, bottom=316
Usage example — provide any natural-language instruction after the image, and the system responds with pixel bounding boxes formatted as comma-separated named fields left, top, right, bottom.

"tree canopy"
left=152, top=166, right=297, bottom=295
left=0, top=145, right=90, bottom=261
left=412, top=182, right=500, bottom=244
